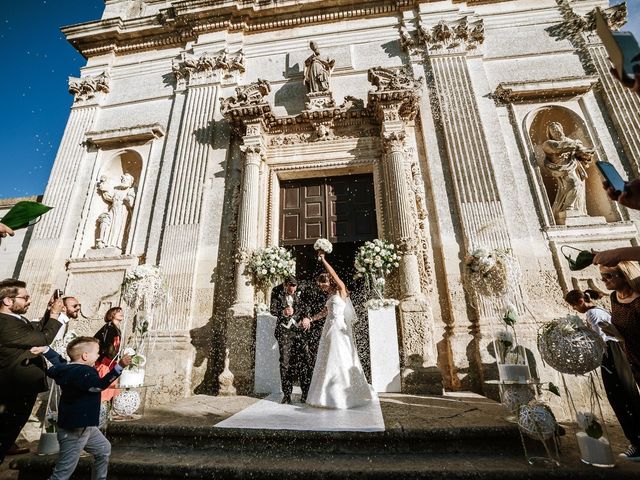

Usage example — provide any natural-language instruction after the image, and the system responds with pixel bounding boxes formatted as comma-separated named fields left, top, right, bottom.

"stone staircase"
left=10, top=393, right=640, bottom=479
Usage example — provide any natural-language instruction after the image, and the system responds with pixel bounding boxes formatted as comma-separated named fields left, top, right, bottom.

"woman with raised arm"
left=304, top=251, right=373, bottom=409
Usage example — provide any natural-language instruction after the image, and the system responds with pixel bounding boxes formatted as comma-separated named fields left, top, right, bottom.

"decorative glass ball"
left=501, top=384, right=536, bottom=413
left=538, top=319, right=604, bottom=375
left=518, top=402, right=557, bottom=441
left=112, top=390, right=141, bottom=416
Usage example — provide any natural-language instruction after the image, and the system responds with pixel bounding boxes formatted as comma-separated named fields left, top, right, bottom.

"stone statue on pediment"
left=95, top=173, right=136, bottom=251
left=304, top=41, right=335, bottom=93
left=543, top=122, right=595, bottom=224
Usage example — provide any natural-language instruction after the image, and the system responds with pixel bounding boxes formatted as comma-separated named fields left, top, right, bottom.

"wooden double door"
left=279, top=174, right=377, bottom=285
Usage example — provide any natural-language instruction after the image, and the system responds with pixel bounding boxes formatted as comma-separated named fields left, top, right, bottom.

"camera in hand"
left=53, top=289, right=63, bottom=300
left=596, top=161, right=626, bottom=193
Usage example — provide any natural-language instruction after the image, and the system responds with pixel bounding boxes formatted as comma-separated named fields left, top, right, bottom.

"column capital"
left=68, top=71, right=110, bottom=103
left=381, top=130, right=406, bottom=155
left=367, top=66, right=422, bottom=124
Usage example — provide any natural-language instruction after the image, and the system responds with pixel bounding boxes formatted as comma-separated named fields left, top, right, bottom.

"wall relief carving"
left=68, top=72, right=110, bottom=102
left=172, top=49, right=246, bottom=88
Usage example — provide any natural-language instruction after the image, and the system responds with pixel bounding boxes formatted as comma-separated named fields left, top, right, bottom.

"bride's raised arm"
left=318, top=252, right=347, bottom=298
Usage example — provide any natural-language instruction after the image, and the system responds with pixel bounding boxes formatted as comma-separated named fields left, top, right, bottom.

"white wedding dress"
left=306, top=294, right=373, bottom=409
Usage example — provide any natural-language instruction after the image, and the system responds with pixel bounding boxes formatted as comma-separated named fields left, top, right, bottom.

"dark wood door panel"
left=280, top=174, right=376, bottom=246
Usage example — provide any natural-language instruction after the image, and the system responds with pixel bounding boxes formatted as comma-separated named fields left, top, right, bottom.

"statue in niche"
left=542, top=122, right=595, bottom=224
left=303, top=41, right=335, bottom=93
left=95, top=173, right=136, bottom=251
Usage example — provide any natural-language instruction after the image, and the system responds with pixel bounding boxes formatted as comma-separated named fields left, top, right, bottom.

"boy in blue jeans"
left=31, top=336, right=131, bottom=480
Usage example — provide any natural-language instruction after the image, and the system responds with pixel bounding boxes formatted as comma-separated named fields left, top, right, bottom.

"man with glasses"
left=0, top=278, right=66, bottom=464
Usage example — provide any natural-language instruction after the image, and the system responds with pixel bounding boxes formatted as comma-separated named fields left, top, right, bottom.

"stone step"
left=11, top=448, right=639, bottom=480
left=104, top=421, right=523, bottom=455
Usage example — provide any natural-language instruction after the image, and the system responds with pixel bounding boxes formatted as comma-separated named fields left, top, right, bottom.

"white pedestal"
left=254, top=313, right=282, bottom=394
left=367, top=306, right=401, bottom=393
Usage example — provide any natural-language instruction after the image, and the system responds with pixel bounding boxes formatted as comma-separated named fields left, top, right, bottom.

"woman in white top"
left=565, top=289, right=640, bottom=459
left=304, top=252, right=373, bottom=409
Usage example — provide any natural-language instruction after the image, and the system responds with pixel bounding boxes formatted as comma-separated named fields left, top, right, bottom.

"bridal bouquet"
left=246, top=246, right=295, bottom=289
left=122, top=264, right=166, bottom=312
left=354, top=239, right=400, bottom=298
left=314, top=238, right=333, bottom=254
left=463, top=246, right=519, bottom=297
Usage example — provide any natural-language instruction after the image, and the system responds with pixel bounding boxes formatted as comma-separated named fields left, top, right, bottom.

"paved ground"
left=1, top=392, right=636, bottom=479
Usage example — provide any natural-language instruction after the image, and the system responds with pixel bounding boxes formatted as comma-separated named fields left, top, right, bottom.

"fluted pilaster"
left=158, top=84, right=217, bottom=332
left=20, top=105, right=97, bottom=314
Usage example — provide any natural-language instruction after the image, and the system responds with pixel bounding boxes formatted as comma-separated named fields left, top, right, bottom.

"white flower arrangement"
left=354, top=239, right=400, bottom=299
left=313, top=238, right=333, bottom=254
left=51, top=330, right=78, bottom=359
left=364, top=298, right=400, bottom=310
left=122, top=264, right=166, bottom=312
left=577, top=412, right=603, bottom=439
left=255, top=302, right=270, bottom=315
left=246, top=246, right=295, bottom=289
left=464, top=246, right=520, bottom=297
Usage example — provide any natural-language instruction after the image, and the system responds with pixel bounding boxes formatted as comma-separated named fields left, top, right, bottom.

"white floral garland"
left=364, top=298, right=400, bottom=310
left=122, top=265, right=166, bottom=312
left=246, top=246, right=295, bottom=289
left=464, top=246, right=520, bottom=297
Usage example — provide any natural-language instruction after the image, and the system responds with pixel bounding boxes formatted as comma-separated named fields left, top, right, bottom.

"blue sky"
left=0, top=0, right=638, bottom=199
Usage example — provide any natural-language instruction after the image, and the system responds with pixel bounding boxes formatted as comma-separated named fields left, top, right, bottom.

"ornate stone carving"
left=382, top=131, right=406, bottom=153
left=369, top=66, right=421, bottom=93
left=218, top=348, right=237, bottom=396
left=304, top=41, right=335, bottom=93
left=542, top=122, right=596, bottom=225
left=68, top=72, right=110, bottom=102
left=220, top=79, right=271, bottom=120
left=95, top=174, right=136, bottom=251
left=415, top=17, right=484, bottom=52
left=172, top=49, right=246, bottom=88
left=399, top=21, right=415, bottom=51
left=368, top=66, right=422, bottom=122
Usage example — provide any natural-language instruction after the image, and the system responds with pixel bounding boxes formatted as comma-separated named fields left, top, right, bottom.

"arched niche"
left=85, top=149, right=143, bottom=256
left=527, top=106, right=616, bottom=225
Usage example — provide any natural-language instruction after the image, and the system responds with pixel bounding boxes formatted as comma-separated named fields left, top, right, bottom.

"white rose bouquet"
left=354, top=239, right=400, bottom=299
left=464, top=246, right=520, bottom=297
left=314, top=238, right=333, bottom=255
left=246, top=246, right=296, bottom=289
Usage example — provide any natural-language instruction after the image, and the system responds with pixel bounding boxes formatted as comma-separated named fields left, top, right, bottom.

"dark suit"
left=271, top=284, right=314, bottom=400
left=0, top=312, right=62, bottom=462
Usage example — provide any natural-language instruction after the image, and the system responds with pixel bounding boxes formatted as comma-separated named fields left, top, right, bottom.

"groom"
left=271, top=276, right=314, bottom=404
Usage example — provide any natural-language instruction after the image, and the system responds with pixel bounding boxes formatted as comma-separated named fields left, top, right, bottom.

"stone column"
left=380, top=130, right=422, bottom=300
left=233, top=140, right=264, bottom=313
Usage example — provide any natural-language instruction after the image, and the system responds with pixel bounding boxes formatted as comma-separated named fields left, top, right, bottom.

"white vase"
left=367, top=306, right=401, bottom=392
left=37, top=432, right=59, bottom=455
left=576, top=432, right=614, bottom=467
left=498, top=363, right=531, bottom=383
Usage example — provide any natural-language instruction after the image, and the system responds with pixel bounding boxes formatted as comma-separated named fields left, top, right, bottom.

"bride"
left=304, top=251, right=373, bottom=409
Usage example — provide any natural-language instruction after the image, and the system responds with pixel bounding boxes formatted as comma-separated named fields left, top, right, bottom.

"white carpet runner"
left=214, top=392, right=385, bottom=432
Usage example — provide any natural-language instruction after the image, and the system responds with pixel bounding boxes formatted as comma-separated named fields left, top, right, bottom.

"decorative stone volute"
left=413, top=17, right=484, bottom=53
left=68, top=72, right=110, bottom=102
left=368, top=66, right=422, bottom=123
left=220, top=79, right=271, bottom=128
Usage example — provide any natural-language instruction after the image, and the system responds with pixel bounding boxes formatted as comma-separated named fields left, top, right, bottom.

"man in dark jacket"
left=0, top=278, right=65, bottom=463
left=271, top=276, right=314, bottom=404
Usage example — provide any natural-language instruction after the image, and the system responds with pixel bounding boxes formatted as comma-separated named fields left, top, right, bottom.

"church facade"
left=12, top=0, right=640, bottom=406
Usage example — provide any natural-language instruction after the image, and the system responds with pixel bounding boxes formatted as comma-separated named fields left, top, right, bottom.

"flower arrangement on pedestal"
left=463, top=246, right=520, bottom=298
left=537, top=315, right=604, bottom=375
left=354, top=239, right=400, bottom=308
left=246, top=246, right=296, bottom=289
left=119, top=264, right=167, bottom=388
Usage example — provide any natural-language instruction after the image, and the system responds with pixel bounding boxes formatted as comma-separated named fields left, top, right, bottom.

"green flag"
left=1, top=201, right=53, bottom=230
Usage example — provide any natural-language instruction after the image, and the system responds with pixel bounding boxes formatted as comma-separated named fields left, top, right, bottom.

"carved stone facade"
left=9, top=0, right=638, bottom=414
